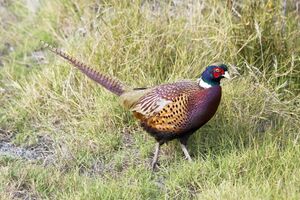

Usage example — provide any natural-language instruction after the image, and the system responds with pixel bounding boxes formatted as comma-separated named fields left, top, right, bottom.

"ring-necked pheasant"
left=42, top=42, right=230, bottom=169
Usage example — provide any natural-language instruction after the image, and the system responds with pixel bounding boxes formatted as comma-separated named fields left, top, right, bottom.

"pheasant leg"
left=180, top=142, right=192, bottom=162
left=151, top=142, right=161, bottom=170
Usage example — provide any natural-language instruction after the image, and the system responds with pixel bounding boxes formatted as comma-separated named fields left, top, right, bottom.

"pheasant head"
left=199, top=64, right=230, bottom=88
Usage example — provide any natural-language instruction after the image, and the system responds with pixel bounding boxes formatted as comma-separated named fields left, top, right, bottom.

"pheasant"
left=42, top=42, right=230, bottom=169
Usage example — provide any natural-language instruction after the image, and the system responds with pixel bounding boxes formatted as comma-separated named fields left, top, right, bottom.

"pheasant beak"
left=223, top=71, right=231, bottom=79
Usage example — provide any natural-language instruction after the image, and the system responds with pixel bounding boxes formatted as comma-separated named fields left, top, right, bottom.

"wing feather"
left=131, top=95, right=172, bottom=117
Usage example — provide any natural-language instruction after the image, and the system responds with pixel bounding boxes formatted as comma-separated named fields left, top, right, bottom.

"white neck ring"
left=198, top=78, right=212, bottom=88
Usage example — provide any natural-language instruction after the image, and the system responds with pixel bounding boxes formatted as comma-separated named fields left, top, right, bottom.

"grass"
left=0, top=0, right=300, bottom=199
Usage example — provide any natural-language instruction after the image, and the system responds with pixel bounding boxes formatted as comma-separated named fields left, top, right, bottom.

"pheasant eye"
left=214, top=68, right=220, bottom=72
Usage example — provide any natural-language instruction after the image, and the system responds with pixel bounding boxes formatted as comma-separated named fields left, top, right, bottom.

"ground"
left=0, top=0, right=300, bottom=199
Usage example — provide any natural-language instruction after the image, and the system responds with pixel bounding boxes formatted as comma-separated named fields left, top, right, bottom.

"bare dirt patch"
left=0, top=129, right=55, bottom=164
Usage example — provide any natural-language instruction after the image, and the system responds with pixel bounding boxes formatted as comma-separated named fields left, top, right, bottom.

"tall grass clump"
left=0, top=0, right=299, bottom=199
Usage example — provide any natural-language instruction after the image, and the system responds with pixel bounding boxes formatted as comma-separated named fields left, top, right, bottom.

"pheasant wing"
left=130, top=91, right=172, bottom=118
left=130, top=81, right=199, bottom=133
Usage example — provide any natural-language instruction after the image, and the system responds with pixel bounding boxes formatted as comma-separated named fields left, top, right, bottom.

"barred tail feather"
left=42, top=41, right=125, bottom=96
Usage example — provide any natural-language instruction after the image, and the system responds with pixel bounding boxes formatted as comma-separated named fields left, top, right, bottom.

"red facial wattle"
left=212, top=67, right=225, bottom=79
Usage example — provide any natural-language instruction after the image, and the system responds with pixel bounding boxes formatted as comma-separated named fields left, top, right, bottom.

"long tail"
left=41, top=41, right=125, bottom=96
